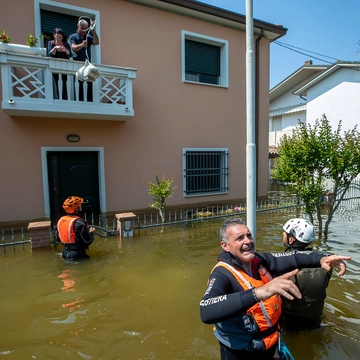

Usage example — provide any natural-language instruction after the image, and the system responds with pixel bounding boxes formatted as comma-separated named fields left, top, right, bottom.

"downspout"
left=255, top=29, right=264, bottom=197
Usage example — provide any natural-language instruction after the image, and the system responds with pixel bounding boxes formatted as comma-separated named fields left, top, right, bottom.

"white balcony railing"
left=0, top=50, right=137, bottom=121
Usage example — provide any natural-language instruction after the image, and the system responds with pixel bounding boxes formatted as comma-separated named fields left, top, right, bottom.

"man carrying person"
left=200, top=218, right=351, bottom=360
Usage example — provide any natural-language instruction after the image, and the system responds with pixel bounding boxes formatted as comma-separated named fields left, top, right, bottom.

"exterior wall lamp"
left=67, top=134, right=80, bottom=142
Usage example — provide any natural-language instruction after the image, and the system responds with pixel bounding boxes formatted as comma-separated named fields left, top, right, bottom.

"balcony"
left=0, top=48, right=137, bottom=121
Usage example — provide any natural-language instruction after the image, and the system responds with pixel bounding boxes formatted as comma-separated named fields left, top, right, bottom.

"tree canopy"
left=273, top=115, right=360, bottom=235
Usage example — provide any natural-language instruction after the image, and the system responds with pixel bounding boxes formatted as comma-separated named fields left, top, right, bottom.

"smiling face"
left=54, top=32, right=63, bottom=41
left=221, top=224, right=255, bottom=263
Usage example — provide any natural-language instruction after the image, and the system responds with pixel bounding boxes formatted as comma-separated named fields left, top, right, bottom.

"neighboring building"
left=294, top=61, right=360, bottom=132
left=269, top=60, right=329, bottom=145
left=0, top=0, right=286, bottom=223
left=268, top=60, right=360, bottom=180
left=268, top=60, right=328, bottom=177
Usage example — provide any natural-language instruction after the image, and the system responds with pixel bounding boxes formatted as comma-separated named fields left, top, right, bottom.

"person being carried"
left=199, top=218, right=351, bottom=360
left=57, top=196, right=95, bottom=260
left=47, top=28, right=71, bottom=100
left=281, top=218, right=331, bottom=329
left=69, top=18, right=99, bottom=101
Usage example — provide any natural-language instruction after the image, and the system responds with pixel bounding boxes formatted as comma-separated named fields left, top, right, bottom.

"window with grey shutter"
left=41, top=9, right=79, bottom=39
left=185, top=40, right=220, bottom=85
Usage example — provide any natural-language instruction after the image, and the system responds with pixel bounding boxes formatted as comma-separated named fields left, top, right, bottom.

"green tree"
left=143, top=171, right=178, bottom=223
left=273, top=115, right=360, bottom=236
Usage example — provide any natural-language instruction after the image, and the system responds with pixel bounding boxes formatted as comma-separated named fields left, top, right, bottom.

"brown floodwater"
left=0, top=207, right=359, bottom=359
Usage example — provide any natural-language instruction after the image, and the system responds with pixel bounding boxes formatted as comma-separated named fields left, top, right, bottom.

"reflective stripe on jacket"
left=57, top=216, right=81, bottom=244
left=212, top=261, right=281, bottom=351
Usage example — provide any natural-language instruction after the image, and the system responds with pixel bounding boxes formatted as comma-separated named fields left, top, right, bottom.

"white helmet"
left=283, top=218, right=315, bottom=244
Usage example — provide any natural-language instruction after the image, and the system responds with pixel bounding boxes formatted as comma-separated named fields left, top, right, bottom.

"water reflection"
left=0, top=208, right=358, bottom=359
left=57, top=268, right=85, bottom=311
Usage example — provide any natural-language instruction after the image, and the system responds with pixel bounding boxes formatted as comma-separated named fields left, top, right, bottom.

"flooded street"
left=0, top=206, right=359, bottom=359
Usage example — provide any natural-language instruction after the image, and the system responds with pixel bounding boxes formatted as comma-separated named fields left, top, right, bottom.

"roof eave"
left=125, top=0, right=287, bottom=41
left=269, top=65, right=329, bottom=102
left=293, top=62, right=360, bottom=96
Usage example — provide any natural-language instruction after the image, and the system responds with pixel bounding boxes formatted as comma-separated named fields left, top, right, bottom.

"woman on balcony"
left=47, top=28, right=71, bottom=100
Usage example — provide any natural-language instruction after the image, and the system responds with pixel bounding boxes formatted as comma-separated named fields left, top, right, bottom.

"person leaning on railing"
left=69, top=19, right=99, bottom=102
left=47, top=28, right=71, bottom=100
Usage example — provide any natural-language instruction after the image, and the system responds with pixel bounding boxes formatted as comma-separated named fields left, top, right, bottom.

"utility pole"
left=245, top=0, right=257, bottom=244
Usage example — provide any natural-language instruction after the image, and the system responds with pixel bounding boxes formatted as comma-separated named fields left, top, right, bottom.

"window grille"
left=183, top=148, right=229, bottom=196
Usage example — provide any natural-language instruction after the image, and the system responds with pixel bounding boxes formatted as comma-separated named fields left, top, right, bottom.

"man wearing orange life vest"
left=57, top=196, right=95, bottom=260
left=200, top=218, right=351, bottom=360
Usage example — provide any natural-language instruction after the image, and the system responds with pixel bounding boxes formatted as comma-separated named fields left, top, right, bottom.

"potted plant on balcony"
left=0, top=30, right=10, bottom=44
left=0, top=30, right=46, bottom=56
left=27, top=34, right=39, bottom=47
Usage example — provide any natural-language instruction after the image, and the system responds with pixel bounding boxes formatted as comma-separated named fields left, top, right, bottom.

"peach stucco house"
left=0, top=0, right=287, bottom=223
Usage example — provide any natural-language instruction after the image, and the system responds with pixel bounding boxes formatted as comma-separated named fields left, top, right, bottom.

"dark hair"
left=53, top=28, right=64, bottom=36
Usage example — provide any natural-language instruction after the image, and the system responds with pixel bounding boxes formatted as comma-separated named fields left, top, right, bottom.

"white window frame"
left=34, top=0, right=101, bottom=64
left=182, top=148, right=229, bottom=197
left=182, top=30, right=229, bottom=88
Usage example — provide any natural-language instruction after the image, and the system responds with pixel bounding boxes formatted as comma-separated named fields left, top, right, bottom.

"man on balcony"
left=70, top=18, right=99, bottom=101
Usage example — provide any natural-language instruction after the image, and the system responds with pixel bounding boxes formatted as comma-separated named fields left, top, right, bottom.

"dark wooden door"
left=47, top=151, right=100, bottom=220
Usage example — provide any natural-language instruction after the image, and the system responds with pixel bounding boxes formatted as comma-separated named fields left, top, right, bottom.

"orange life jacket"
left=57, top=215, right=81, bottom=244
left=212, top=261, right=281, bottom=350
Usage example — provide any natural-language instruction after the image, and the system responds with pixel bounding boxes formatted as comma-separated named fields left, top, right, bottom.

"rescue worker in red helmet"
left=57, top=196, right=95, bottom=260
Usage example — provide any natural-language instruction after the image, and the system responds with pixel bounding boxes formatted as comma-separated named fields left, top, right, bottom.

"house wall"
left=0, top=0, right=272, bottom=222
left=306, top=68, right=360, bottom=132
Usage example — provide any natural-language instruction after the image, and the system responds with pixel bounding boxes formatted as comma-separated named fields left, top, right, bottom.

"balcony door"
left=47, top=151, right=100, bottom=221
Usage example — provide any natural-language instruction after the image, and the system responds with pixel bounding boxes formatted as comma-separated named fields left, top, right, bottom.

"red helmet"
left=63, top=196, right=83, bottom=213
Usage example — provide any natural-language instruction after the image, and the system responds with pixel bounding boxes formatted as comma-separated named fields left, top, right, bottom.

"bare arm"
left=71, top=40, right=87, bottom=53
left=90, top=20, right=99, bottom=45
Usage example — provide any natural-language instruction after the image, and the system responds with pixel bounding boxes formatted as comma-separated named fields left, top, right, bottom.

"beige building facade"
left=0, top=0, right=286, bottom=223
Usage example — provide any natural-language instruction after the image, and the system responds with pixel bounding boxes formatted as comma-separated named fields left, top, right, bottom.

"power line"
left=273, top=41, right=360, bottom=73
left=274, top=41, right=341, bottom=62
left=273, top=41, right=336, bottom=64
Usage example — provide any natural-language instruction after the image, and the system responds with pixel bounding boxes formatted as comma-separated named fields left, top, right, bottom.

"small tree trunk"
left=159, top=208, right=165, bottom=223
left=316, top=197, right=323, bottom=234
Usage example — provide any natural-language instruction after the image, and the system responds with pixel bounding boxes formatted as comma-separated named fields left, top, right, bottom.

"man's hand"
left=89, top=227, right=95, bottom=233
left=320, top=255, right=352, bottom=276
left=254, top=269, right=301, bottom=301
left=82, top=40, right=88, bottom=48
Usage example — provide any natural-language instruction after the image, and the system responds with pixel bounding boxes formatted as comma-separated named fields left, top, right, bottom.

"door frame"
left=41, top=147, right=106, bottom=219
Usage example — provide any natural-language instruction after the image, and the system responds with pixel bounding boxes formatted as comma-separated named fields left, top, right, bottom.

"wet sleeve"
left=200, top=270, right=257, bottom=324
left=74, top=219, right=94, bottom=246
left=260, top=251, right=326, bottom=276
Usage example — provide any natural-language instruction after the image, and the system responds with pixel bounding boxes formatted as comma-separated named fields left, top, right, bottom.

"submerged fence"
left=135, top=197, right=300, bottom=230
left=1, top=196, right=301, bottom=251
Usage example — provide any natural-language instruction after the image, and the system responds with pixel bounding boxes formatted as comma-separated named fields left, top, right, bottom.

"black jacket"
left=200, top=250, right=325, bottom=325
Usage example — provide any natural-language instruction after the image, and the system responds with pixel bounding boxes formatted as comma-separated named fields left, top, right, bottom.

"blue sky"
left=198, top=0, right=360, bottom=88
